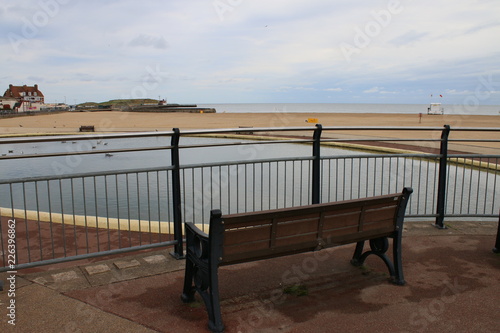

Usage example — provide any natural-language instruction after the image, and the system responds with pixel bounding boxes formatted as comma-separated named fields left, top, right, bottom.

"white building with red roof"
left=2, top=84, right=45, bottom=112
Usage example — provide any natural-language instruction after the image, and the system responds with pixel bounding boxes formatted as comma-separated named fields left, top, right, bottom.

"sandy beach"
left=0, top=110, right=499, bottom=132
left=1, top=111, right=499, bottom=153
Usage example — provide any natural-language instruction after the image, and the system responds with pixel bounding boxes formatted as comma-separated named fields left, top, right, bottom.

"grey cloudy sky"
left=1, top=0, right=499, bottom=105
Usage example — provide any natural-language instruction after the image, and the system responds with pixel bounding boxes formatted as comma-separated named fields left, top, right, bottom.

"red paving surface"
left=63, top=234, right=500, bottom=333
left=1, top=217, right=499, bottom=332
left=0, top=215, right=173, bottom=266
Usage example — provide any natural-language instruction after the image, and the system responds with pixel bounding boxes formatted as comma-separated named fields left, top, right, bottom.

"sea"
left=197, top=103, right=500, bottom=115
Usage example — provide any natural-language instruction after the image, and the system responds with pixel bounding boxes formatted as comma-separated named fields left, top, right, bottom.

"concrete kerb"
left=0, top=207, right=197, bottom=235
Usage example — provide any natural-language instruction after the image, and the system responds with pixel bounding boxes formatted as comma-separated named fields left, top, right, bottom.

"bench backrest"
left=210, top=188, right=412, bottom=265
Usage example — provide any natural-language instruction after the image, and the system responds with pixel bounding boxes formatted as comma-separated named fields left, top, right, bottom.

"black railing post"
left=170, top=128, right=184, bottom=259
left=434, top=125, right=450, bottom=229
left=312, top=124, right=323, bottom=204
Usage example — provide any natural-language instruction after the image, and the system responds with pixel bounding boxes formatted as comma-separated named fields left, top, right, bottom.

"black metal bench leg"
left=350, top=237, right=405, bottom=285
left=206, top=267, right=224, bottom=333
left=181, top=257, right=196, bottom=303
left=350, top=241, right=365, bottom=266
left=194, top=267, right=224, bottom=332
left=392, top=232, right=406, bottom=285
left=182, top=260, right=224, bottom=332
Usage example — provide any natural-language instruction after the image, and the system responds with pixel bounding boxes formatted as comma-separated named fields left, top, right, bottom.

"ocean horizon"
left=198, top=103, right=500, bottom=116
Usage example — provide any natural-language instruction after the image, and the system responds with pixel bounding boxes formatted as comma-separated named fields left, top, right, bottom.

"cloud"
left=445, top=89, right=470, bottom=95
left=128, top=34, right=169, bottom=49
left=26, top=75, right=44, bottom=83
left=389, top=30, right=428, bottom=46
left=1, top=0, right=499, bottom=104
left=363, top=87, right=397, bottom=94
left=363, top=87, right=380, bottom=93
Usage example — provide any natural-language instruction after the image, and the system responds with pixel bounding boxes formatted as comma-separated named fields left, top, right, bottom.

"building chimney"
left=34, top=84, right=38, bottom=91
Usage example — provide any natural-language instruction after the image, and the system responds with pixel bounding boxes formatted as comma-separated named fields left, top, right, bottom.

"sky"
left=1, top=0, right=500, bottom=105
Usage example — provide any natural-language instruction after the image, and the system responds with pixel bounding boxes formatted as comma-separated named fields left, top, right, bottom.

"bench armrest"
left=185, top=222, right=208, bottom=239
left=185, top=222, right=210, bottom=262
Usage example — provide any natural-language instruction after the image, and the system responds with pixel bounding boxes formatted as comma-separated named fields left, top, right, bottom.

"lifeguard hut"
left=427, top=103, right=444, bottom=115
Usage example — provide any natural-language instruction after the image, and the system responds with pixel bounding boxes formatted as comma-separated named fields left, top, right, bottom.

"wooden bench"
left=235, top=126, right=254, bottom=134
left=79, top=125, right=94, bottom=132
left=181, top=187, right=413, bottom=332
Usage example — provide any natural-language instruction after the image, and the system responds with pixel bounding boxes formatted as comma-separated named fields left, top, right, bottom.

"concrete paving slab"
left=23, top=267, right=89, bottom=292
left=114, top=259, right=141, bottom=270
left=52, top=270, right=80, bottom=282
left=143, top=254, right=168, bottom=264
left=85, top=263, right=111, bottom=275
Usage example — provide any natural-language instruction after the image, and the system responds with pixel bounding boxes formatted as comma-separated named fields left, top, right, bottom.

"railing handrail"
left=2, top=125, right=499, bottom=142
left=2, top=126, right=499, bottom=160
left=0, top=165, right=175, bottom=185
left=0, top=130, right=176, bottom=144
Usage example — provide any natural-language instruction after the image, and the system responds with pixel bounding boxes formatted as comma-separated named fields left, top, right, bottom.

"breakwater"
left=131, top=104, right=216, bottom=113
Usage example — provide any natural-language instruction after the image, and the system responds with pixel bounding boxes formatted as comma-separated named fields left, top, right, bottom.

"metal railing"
left=1, top=125, right=499, bottom=271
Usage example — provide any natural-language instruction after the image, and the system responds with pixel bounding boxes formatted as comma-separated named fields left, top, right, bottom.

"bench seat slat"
left=275, top=215, right=321, bottom=237
left=222, top=241, right=321, bottom=264
left=322, top=211, right=361, bottom=228
left=275, top=232, right=319, bottom=248
left=322, top=225, right=360, bottom=238
left=326, top=227, right=397, bottom=245
left=274, top=212, right=321, bottom=224
left=223, top=239, right=272, bottom=258
left=363, top=205, right=398, bottom=223
left=224, top=218, right=274, bottom=229
left=224, top=225, right=272, bottom=246
left=362, top=218, right=394, bottom=231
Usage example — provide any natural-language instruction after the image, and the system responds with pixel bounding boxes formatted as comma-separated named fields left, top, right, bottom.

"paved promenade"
left=1, top=221, right=499, bottom=332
